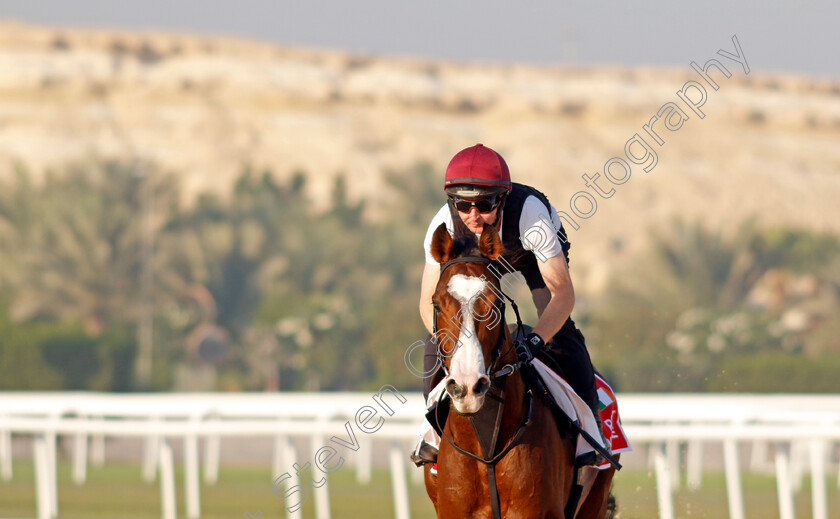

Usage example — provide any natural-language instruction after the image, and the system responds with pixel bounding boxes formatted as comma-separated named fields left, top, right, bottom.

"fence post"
left=0, top=421, right=12, bottom=481
left=91, top=418, right=106, bottom=467
left=203, top=433, right=220, bottom=485
left=184, top=422, right=201, bottom=518
left=45, top=424, right=58, bottom=518
left=272, top=434, right=286, bottom=481
left=202, top=411, right=220, bottom=485
left=774, top=442, right=794, bottom=519
left=686, top=440, right=703, bottom=491
left=653, top=443, right=674, bottom=519
left=72, top=430, right=88, bottom=485
left=312, top=430, right=331, bottom=519
left=142, top=416, right=161, bottom=483
left=281, top=436, right=302, bottom=519
left=723, top=437, right=745, bottom=519
left=809, top=439, right=827, bottom=519
left=356, top=436, right=372, bottom=485
left=666, top=439, right=680, bottom=489
left=389, top=442, right=411, bottom=519
left=33, top=435, right=51, bottom=519
left=159, top=440, right=177, bottom=519
left=790, top=440, right=806, bottom=492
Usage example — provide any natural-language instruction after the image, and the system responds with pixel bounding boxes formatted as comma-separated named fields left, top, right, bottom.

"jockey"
left=413, top=143, right=603, bottom=468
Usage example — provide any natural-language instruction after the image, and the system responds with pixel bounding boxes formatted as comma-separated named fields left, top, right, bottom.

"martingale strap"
left=468, top=377, right=506, bottom=463
left=436, top=387, right=533, bottom=519
left=436, top=388, right=532, bottom=467
left=487, top=463, right=501, bottom=519
left=469, top=378, right=506, bottom=519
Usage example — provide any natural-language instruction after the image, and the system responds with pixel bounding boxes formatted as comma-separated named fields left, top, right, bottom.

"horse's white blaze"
left=446, top=274, right=488, bottom=411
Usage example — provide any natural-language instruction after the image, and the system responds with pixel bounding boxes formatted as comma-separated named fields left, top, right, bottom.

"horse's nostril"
left=472, top=377, right=490, bottom=396
left=445, top=378, right=465, bottom=399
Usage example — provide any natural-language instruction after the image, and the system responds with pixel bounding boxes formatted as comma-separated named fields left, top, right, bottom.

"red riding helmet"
left=444, top=144, right=512, bottom=198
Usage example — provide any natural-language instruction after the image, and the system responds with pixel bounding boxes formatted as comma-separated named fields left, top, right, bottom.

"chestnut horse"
left=423, top=223, right=617, bottom=519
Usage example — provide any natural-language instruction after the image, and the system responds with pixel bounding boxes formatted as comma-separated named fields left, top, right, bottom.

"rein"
left=434, top=255, right=531, bottom=519
left=435, top=381, right=533, bottom=464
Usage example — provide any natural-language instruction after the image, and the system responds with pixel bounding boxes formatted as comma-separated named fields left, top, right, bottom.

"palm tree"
left=0, top=161, right=190, bottom=388
left=613, top=218, right=801, bottom=311
left=1, top=161, right=178, bottom=329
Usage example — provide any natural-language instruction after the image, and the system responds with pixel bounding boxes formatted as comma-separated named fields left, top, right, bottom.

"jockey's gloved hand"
left=515, top=332, right=545, bottom=363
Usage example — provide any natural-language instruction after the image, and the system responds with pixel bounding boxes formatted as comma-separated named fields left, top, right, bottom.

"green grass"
left=0, top=460, right=437, bottom=519
left=0, top=460, right=837, bottom=518
left=613, top=469, right=840, bottom=519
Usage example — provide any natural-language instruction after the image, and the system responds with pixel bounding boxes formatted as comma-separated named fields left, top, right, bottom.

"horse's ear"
left=430, top=223, right=454, bottom=264
left=479, top=223, right=503, bottom=260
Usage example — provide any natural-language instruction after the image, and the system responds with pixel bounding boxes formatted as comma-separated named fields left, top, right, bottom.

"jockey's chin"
left=459, top=208, right=498, bottom=235
left=465, top=222, right=485, bottom=235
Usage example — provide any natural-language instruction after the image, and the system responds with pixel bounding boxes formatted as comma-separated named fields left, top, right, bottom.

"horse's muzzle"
left=445, top=374, right=491, bottom=414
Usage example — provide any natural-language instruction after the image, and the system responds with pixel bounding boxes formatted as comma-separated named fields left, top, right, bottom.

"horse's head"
left=429, top=222, right=509, bottom=415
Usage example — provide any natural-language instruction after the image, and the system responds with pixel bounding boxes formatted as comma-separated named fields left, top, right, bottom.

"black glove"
left=515, top=332, right=545, bottom=363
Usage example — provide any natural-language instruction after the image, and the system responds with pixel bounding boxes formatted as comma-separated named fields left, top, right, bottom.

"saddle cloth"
left=421, top=360, right=631, bottom=469
left=594, top=373, right=632, bottom=468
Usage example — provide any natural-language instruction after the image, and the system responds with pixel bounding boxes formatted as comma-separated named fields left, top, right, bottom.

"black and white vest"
left=447, top=182, right=571, bottom=317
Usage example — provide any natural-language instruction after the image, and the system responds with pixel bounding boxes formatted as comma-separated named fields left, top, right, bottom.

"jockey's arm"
left=530, top=254, right=575, bottom=343
left=419, top=261, right=441, bottom=335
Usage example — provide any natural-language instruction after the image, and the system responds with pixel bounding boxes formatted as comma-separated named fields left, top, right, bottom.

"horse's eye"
left=431, top=299, right=441, bottom=310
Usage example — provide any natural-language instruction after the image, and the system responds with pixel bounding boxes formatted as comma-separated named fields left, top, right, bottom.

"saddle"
left=423, top=359, right=609, bottom=467
left=414, top=324, right=627, bottom=469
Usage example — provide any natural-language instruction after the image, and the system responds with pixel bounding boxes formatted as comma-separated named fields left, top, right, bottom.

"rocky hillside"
left=1, top=20, right=839, bottom=291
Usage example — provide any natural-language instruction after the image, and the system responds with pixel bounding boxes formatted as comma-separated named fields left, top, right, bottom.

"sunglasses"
left=450, top=194, right=503, bottom=214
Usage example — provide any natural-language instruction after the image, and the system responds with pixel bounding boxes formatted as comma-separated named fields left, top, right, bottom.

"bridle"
left=431, top=255, right=622, bottom=519
left=432, top=255, right=526, bottom=381
left=432, top=254, right=534, bottom=519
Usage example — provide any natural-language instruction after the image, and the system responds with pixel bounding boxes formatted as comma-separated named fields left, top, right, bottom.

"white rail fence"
left=1, top=392, right=839, bottom=519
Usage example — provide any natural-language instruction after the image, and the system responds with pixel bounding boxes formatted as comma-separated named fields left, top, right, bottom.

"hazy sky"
left=0, top=1, right=836, bottom=79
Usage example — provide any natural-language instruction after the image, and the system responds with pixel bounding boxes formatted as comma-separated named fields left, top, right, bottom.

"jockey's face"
left=457, top=205, right=499, bottom=234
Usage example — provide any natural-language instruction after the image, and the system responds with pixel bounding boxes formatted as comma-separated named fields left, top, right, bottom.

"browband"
left=440, top=256, right=494, bottom=274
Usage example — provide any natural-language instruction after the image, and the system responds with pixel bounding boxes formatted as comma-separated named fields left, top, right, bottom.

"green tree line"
left=588, top=219, right=840, bottom=393
left=0, top=160, right=438, bottom=392
left=1, top=161, right=838, bottom=392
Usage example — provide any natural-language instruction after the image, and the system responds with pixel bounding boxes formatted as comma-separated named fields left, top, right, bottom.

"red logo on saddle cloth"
left=595, top=375, right=631, bottom=455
